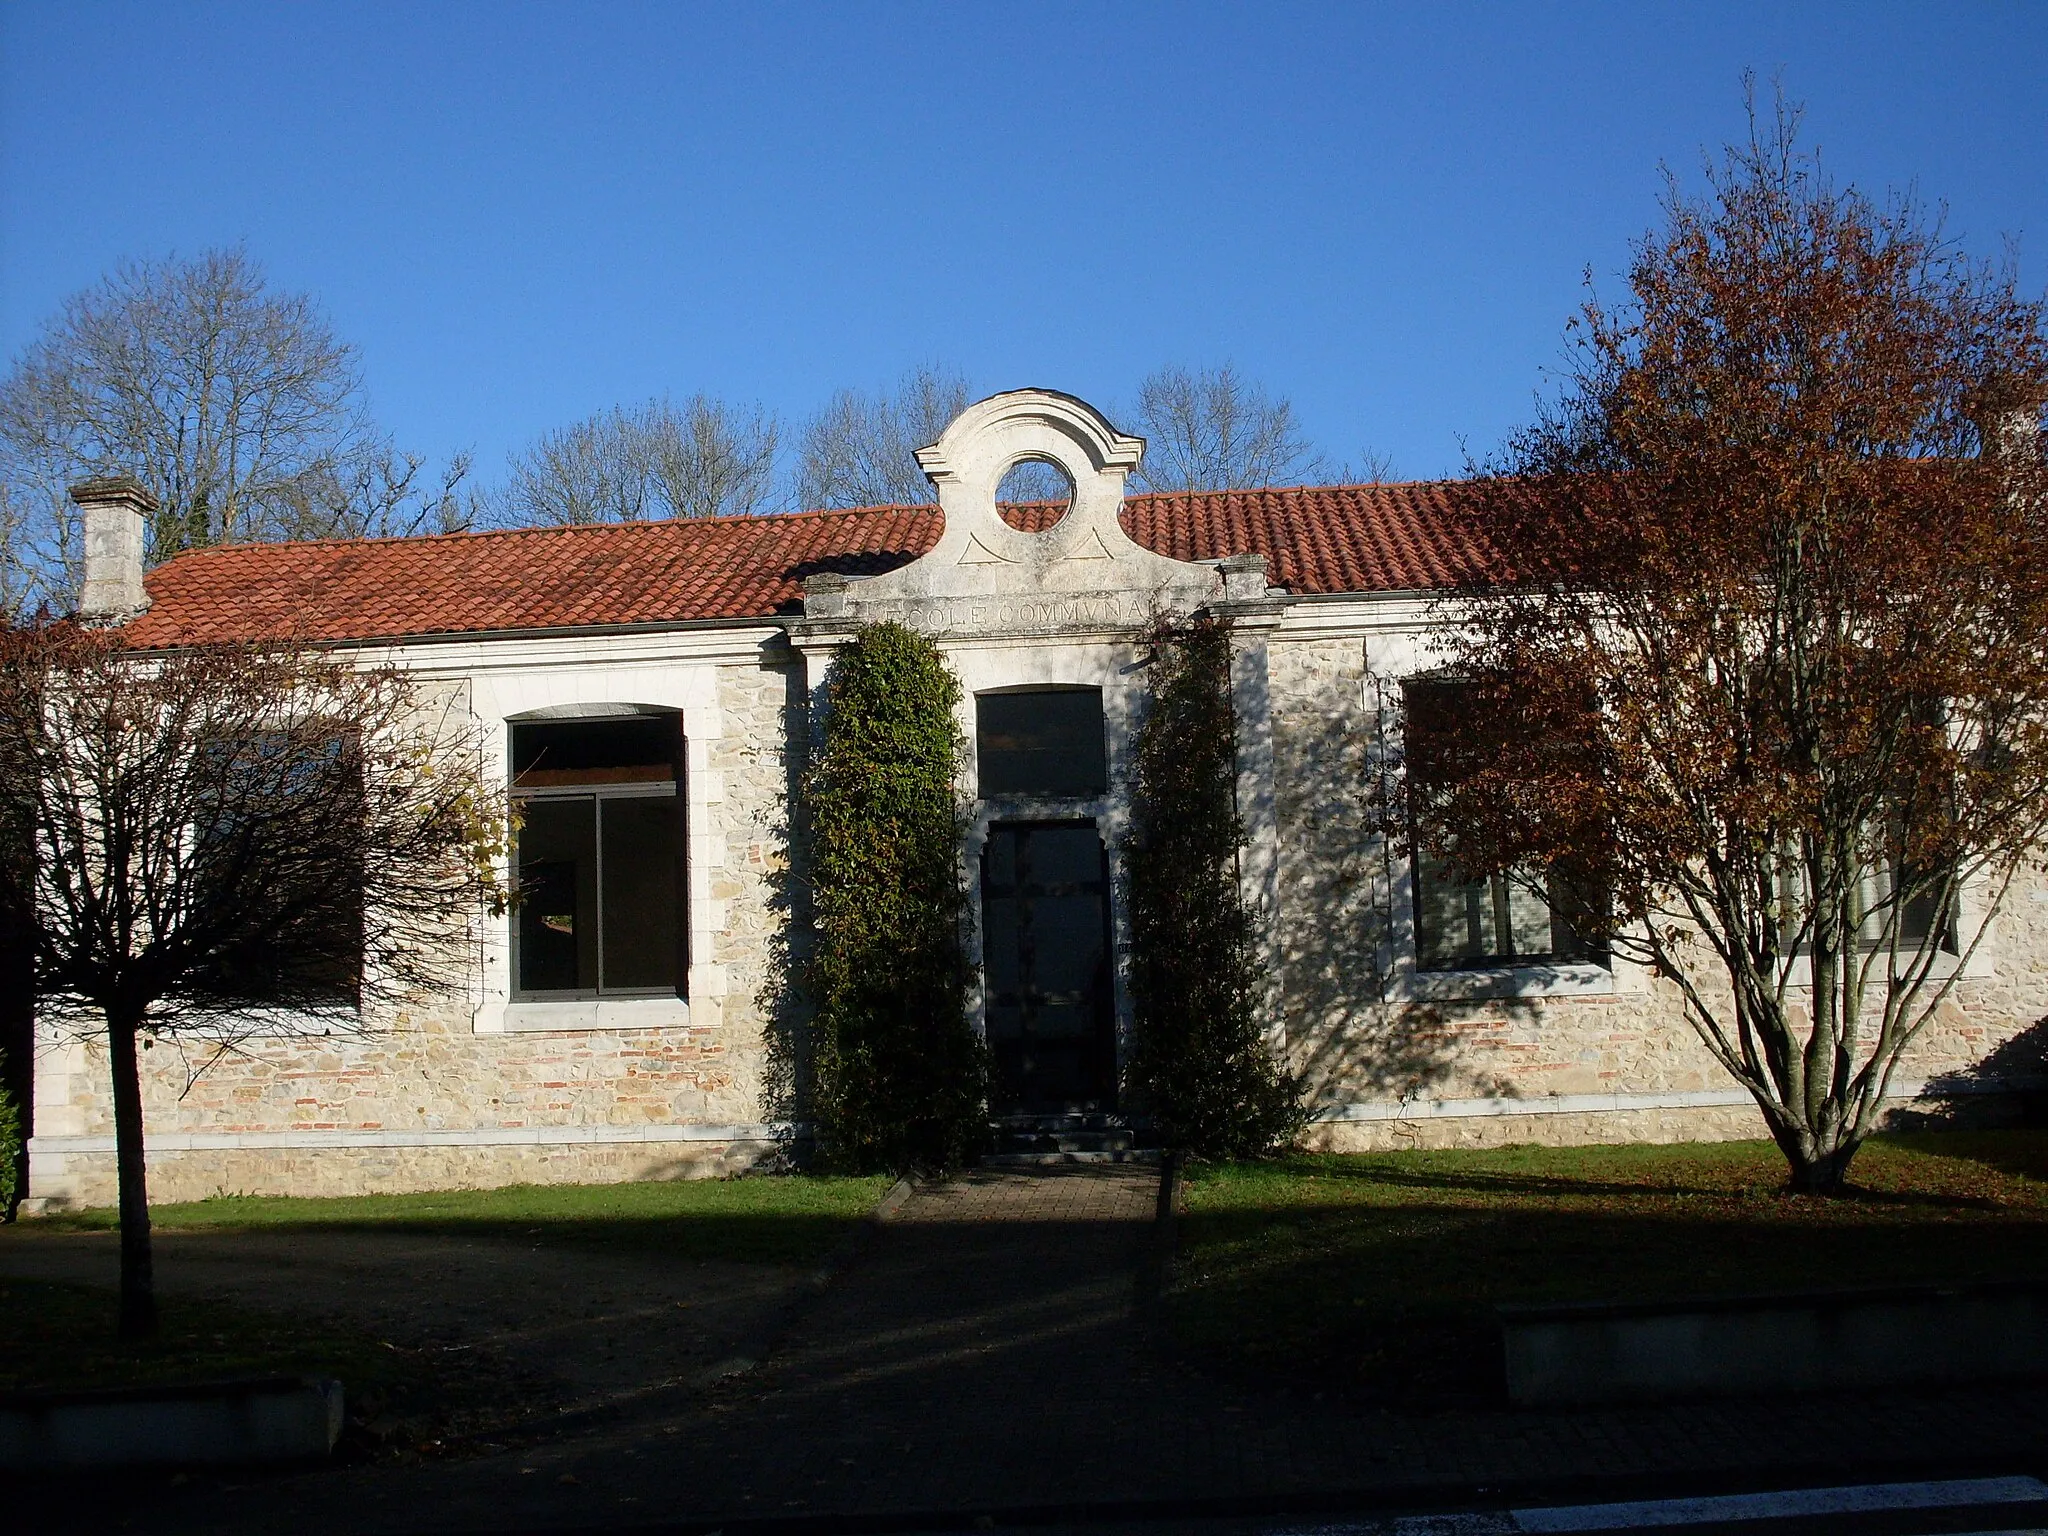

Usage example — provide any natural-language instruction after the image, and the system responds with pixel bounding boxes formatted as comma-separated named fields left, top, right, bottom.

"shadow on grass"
left=0, top=1276, right=413, bottom=1396
left=1274, top=1159, right=2000, bottom=1208
left=0, top=1275, right=559, bottom=1461
left=1171, top=1137, right=2048, bottom=1406
left=33, top=1175, right=892, bottom=1267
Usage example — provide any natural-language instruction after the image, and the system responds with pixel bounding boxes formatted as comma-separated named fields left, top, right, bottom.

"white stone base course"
left=29, top=1130, right=786, bottom=1208
left=33, top=1077, right=2032, bottom=1208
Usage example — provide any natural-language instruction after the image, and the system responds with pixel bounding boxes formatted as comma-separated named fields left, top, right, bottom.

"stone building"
left=27, top=391, right=2047, bottom=1203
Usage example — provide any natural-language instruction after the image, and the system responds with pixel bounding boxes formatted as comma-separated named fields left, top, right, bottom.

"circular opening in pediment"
left=994, top=456, right=1075, bottom=532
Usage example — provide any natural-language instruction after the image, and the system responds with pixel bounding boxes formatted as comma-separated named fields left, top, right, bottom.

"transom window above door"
left=510, top=713, right=684, bottom=1000
left=976, top=687, right=1107, bottom=798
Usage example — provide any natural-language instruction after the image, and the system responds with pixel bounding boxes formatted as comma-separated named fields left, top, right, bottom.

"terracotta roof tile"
left=121, top=483, right=1503, bottom=648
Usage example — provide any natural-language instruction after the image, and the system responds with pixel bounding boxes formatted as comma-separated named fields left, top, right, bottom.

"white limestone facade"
left=27, top=391, right=2048, bottom=1204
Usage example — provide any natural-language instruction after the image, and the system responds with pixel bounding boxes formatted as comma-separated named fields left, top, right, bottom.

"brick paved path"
left=40, top=1164, right=2048, bottom=1534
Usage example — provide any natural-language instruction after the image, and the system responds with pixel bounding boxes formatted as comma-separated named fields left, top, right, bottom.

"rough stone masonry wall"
left=31, top=657, right=804, bottom=1206
left=1267, top=634, right=2048, bottom=1153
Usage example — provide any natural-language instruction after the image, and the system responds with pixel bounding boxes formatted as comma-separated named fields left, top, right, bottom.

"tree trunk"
left=104, top=1011, right=156, bottom=1340
left=1785, top=1135, right=1861, bottom=1196
left=0, top=820, right=33, bottom=1222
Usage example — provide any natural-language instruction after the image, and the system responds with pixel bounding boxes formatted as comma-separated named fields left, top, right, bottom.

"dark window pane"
left=518, top=798, right=597, bottom=992
left=977, top=690, right=1107, bottom=797
left=600, top=796, right=681, bottom=992
left=1415, top=850, right=1496, bottom=967
left=189, top=729, right=365, bottom=1007
left=1404, top=679, right=1606, bottom=971
left=1901, top=885, right=1949, bottom=949
left=513, top=717, right=678, bottom=787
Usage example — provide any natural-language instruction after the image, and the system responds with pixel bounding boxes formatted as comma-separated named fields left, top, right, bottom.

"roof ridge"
left=154, top=501, right=947, bottom=566
left=158, top=481, right=1475, bottom=569
left=1124, top=478, right=1454, bottom=498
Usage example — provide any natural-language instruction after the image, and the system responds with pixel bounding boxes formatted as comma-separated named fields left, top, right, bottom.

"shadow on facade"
left=1883, top=1014, right=2048, bottom=1151
left=755, top=658, right=815, bottom=1166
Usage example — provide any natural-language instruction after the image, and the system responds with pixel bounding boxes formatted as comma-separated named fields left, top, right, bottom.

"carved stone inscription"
left=853, top=592, right=1155, bottom=637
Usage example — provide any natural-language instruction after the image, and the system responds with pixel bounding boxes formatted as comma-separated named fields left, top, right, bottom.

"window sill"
left=1385, top=961, right=1616, bottom=1003
left=486, top=996, right=691, bottom=1034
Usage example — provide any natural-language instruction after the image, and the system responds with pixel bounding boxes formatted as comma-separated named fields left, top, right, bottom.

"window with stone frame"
left=1402, top=678, right=1606, bottom=971
left=510, top=714, right=685, bottom=999
left=975, top=687, right=1108, bottom=798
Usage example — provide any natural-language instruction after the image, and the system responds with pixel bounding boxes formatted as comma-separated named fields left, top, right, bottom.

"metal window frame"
left=509, top=779, right=682, bottom=1002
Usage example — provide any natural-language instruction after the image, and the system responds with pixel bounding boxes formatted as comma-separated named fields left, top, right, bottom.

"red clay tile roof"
left=121, top=483, right=1503, bottom=648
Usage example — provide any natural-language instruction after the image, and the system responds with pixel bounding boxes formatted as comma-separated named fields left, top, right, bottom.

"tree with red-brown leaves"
left=0, top=624, right=509, bottom=1335
left=1409, top=89, right=2048, bottom=1195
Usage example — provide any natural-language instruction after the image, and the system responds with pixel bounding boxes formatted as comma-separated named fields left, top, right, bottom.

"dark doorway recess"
left=980, top=821, right=1117, bottom=1115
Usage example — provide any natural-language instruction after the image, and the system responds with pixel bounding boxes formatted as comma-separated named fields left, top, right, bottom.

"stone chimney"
left=70, top=477, right=156, bottom=623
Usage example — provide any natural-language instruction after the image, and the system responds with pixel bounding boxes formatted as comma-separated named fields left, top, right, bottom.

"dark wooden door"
left=980, top=822, right=1117, bottom=1115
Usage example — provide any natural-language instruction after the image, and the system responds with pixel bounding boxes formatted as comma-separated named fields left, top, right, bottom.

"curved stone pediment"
left=802, top=389, right=1228, bottom=637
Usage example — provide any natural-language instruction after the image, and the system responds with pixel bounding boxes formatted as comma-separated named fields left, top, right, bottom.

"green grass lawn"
left=0, top=1276, right=410, bottom=1396
left=0, top=1276, right=554, bottom=1453
left=34, top=1171, right=892, bottom=1266
left=6, top=1173, right=891, bottom=1440
left=1172, top=1131, right=2048, bottom=1404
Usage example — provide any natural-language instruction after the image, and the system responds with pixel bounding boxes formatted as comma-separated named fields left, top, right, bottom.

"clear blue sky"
left=4, top=2, right=2046, bottom=491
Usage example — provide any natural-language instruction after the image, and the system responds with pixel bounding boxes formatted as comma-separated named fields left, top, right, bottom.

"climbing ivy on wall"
left=804, top=622, right=989, bottom=1173
left=1124, top=612, right=1303, bottom=1159
left=0, top=1050, right=19, bottom=1218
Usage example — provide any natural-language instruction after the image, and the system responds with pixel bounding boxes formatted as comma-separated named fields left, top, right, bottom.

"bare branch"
left=1127, top=364, right=1328, bottom=492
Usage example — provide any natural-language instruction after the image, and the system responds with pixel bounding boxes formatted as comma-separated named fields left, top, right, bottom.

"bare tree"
left=1409, top=90, right=2048, bottom=1193
left=0, top=622, right=508, bottom=1333
left=1334, top=447, right=1399, bottom=485
left=795, top=364, right=969, bottom=509
left=0, top=482, right=42, bottom=620
left=1127, top=364, right=1328, bottom=492
left=498, top=395, right=779, bottom=525
left=0, top=248, right=453, bottom=596
left=268, top=445, right=482, bottom=543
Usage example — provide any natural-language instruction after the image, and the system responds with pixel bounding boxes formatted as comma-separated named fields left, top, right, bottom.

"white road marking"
left=1267, top=1518, right=1513, bottom=1536
left=1510, top=1475, right=2048, bottom=1531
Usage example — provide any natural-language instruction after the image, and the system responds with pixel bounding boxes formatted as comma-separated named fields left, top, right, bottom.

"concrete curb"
left=0, top=1375, right=342, bottom=1469
left=1502, top=1276, right=2048, bottom=1405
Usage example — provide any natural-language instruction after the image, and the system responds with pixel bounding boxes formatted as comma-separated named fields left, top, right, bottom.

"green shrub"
left=804, top=623, right=988, bottom=1173
left=0, top=1050, right=20, bottom=1216
left=1124, top=613, right=1303, bottom=1158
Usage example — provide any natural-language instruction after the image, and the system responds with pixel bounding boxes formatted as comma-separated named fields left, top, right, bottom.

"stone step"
left=990, top=1112, right=1127, bottom=1133
left=984, top=1115, right=1143, bottom=1165
left=979, top=1148, right=1161, bottom=1167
